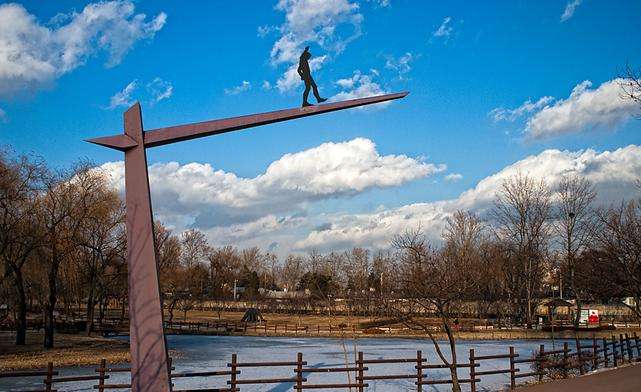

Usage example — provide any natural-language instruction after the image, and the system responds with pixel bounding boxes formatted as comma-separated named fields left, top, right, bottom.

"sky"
left=1, top=0, right=640, bottom=257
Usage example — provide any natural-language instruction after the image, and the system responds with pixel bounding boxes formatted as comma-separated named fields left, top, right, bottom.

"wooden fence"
left=2, top=333, right=639, bottom=391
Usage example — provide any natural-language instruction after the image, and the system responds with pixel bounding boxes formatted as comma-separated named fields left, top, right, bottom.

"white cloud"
left=108, top=80, right=137, bottom=109
left=433, top=17, right=453, bottom=38
left=224, top=80, right=252, bottom=95
left=489, top=96, right=554, bottom=122
left=0, top=107, right=7, bottom=123
left=385, top=52, right=416, bottom=79
left=444, top=173, right=463, bottom=182
left=107, top=77, right=172, bottom=108
left=330, top=70, right=389, bottom=105
left=561, top=0, right=582, bottom=22
left=294, top=145, right=641, bottom=252
left=268, top=0, right=363, bottom=92
left=147, top=77, right=173, bottom=103
left=525, top=79, right=639, bottom=139
left=0, top=1, right=166, bottom=98
left=100, top=138, right=441, bottom=230
left=367, top=0, right=391, bottom=7
left=262, top=80, right=272, bottom=90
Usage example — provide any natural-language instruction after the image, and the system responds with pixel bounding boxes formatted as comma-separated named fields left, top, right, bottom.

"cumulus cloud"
left=107, top=77, right=173, bottom=108
left=489, top=96, right=554, bottom=122
left=561, top=0, right=582, bottom=22
left=224, top=80, right=252, bottom=95
left=267, top=0, right=362, bottom=92
left=525, top=79, right=638, bottom=139
left=293, top=145, right=641, bottom=252
left=330, top=70, right=389, bottom=106
left=0, top=1, right=166, bottom=98
left=100, top=138, right=442, bottom=229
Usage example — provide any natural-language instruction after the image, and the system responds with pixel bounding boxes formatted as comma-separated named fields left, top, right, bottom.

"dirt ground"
left=517, top=362, right=641, bottom=392
left=0, top=331, right=130, bottom=371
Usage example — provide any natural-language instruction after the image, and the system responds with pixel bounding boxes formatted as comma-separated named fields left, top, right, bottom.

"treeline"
left=2, top=148, right=641, bottom=349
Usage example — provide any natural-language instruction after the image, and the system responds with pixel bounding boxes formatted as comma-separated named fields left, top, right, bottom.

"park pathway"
left=518, top=362, right=641, bottom=392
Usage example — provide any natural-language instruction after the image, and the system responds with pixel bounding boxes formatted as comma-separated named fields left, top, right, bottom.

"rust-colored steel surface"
left=88, top=92, right=408, bottom=150
left=123, top=104, right=170, bottom=392
left=86, top=92, right=408, bottom=391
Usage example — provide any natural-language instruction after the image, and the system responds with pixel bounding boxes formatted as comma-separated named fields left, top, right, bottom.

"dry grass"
left=0, top=331, right=129, bottom=371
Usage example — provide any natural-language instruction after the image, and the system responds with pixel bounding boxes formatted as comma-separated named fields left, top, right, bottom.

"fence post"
left=357, top=351, right=365, bottom=392
left=625, top=334, right=633, bottom=360
left=592, top=335, right=598, bottom=370
left=575, top=336, right=584, bottom=375
left=619, top=334, right=627, bottom=362
left=562, top=342, right=569, bottom=379
left=602, top=337, right=609, bottom=367
left=509, top=346, right=516, bottom=390
left=44, top=362, right=54, bottom=392
left=612, top=336, right=618, bottom=367
left=416, top=350, right=423, bottom=392
left=229, top=353, right=238, bottom=392
left=98, top=358, right=106, bottom=392
left=539, top=344, right=546, bottom=382
left=469, top=349, right=476, bottom=392
left=295, top=352, right=304, bottom=391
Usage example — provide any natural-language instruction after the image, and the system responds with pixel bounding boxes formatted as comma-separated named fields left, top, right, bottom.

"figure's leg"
left=303, top=80, right=312, bottom=106
left=311, top=79, right=326, bottom=103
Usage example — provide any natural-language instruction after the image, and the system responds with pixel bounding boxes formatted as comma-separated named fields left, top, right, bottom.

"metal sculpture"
left=87, top=92, right=408, bottom=391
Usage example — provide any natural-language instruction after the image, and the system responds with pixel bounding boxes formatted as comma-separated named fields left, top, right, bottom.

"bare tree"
left=392, top=227, right=476, bottom=392
left=39, top=164, right=110, bottom=348
left=594, top=200, right=641, bottom=319
left=0, top=150, right=45, bottom=345
left=492, top=173, right=552, bottom=328
left=619, top=62, right=641, bottom=109
left=554, top=176, right=596, bottom=326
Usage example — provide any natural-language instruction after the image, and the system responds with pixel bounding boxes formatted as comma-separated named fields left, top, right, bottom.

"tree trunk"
left=44, top=254, right=59, bottom=349
left=443, top=321, right=461, bottom=392
left=85, top=278, right=96, bottom=336
left=13, top=268, right=28, bottom=345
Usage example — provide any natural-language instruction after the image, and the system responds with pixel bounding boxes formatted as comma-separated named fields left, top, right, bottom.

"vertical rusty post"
left=625, top=333, right=633, bottom=360
left=619, top=333, right=630, bottom=363
left=612, top=336, right=618, bottom=367
left=509, top=346, right=516, bottom=390
left=562, top=342, right=569, bottom=378
left=575, top=336, right=584, bottom=375
left=357, top=351, right=365, bottom=392
left=602, top=337, right=609, bottom=367
left=540, top=345, right=546, bottom=382
left=98, top=359, right=106, bottom=392
left=295, top=352, right=304, bottom=391
left=44, top=362, right=53, bottom=392
left=416, top=350, right=423, bottom=392
left=469, top=349, right=476, bottom=392
left=123, top=103, right=170, bottom=392
left=592, top=335, right=598, bottom=370
left=229, top=353, right=237, bottom=392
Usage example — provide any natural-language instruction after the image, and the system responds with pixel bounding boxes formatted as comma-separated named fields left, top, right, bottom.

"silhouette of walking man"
left=298, top=46, right=327, bottom=107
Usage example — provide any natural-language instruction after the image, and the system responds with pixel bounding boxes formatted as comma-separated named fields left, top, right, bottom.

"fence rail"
left=2, top=333, right=639, bottom=391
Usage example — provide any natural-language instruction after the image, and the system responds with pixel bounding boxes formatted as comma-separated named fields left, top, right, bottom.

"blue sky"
left=1, top=0, right=640, bottom=255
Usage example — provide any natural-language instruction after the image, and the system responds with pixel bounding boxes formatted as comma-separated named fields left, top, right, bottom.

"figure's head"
left=301, top=46, right=311, bottom=60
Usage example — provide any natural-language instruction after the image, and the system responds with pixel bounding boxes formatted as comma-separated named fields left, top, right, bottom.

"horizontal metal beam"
left=86, top=92, right=408, bottom=151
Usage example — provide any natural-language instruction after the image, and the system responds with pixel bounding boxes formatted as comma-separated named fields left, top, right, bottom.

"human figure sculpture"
left=298, top=46, right=327, bottom=107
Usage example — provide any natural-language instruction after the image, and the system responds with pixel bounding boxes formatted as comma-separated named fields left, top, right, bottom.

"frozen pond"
left=2, top=335, right=576, bottom=391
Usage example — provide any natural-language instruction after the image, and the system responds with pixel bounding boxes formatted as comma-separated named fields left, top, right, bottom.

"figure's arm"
left=297, top=63, right=304, bottom=78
